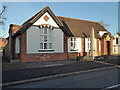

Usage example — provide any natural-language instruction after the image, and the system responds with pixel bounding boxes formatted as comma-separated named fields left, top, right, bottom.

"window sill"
left=38, top=49, right=54, bottom=52
left=70, top=49, right=78, bottom=51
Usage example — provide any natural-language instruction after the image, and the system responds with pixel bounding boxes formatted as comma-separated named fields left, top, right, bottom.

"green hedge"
left=0, top=46, right=4, bottom=50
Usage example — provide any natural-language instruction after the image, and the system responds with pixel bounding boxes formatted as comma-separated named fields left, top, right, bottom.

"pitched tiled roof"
left=101, top=32, right=114, bottom=40
left=12, top=6, right=110, bottom=38
left=0, top=37, right=7, bottom=42
left=57, top=16, right=107, bottom=38
left=116, top=33, right=120, bottom=36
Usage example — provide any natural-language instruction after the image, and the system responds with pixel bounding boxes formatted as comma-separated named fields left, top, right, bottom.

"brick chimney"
left=8, top=24, right=21, bottom=59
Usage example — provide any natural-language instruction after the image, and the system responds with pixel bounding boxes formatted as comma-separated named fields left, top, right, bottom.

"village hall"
left=4, top=6, right=114, bottom=62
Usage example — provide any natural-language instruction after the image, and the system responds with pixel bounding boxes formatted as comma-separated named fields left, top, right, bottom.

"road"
left=5, top=67, right=120, bottom=89
left=2, top=60, right=112, bottom=83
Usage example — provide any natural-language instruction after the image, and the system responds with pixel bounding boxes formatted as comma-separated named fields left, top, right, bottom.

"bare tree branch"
left=0, top=5, right=7, bottom=26
left=99, top=20, right=110, bottom=29
left=0, top=5, right=7, bottom=15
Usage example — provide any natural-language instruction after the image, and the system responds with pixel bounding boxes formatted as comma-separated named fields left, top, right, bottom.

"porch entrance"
left=106, top=41, right=110, bottom=55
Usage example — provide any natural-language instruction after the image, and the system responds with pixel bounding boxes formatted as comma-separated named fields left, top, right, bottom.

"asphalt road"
left=2, top=60, right=112, bottom=83
left=5, top=67, right=119, bottom=89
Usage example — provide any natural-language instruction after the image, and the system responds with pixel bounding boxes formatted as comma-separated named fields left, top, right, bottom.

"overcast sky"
left=1, top=2, right=118, bottom=37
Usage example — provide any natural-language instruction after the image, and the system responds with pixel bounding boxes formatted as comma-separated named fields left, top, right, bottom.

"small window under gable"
left=116, top=37, right=118, bottom=44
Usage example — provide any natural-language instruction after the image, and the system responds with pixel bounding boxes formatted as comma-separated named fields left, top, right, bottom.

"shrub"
left=0, top=46, right=4, bottom=50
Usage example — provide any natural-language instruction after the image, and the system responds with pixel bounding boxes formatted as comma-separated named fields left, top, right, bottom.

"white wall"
left=113, top=34, right=120, bottom=54
left=85, top=38, right=97, bottom=52
left=52, top=28, right=64, bottom=53
left=113, top=34, right=120, bottom=45
left=15, top=36, right=20, bottom=53
left=27, top=26, right=40, bottom=54
left=68, top=37, right=82, bottom=52
left=33, top=12, right=59, bottom=28
left=99, top=31, right=107, bottom=37
left=27, top=11, right=64, bottom=54
left=95, top=39, right=97, bottom=51
left=99, top=40, right=101, bottom=52
left=85, top=38, right=88, bottom=52
left=27, top=26, right=64, bottom=54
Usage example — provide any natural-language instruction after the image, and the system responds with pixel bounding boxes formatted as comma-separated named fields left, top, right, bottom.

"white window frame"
left=85, top=38, right=91, bottom=52
left=39, top=27, right=53, bottom=50
left=70, top=37, right=77, bottom=51
left=88, top=38, right=91, bottom=52
left=99, top=40, right=101, bottom=52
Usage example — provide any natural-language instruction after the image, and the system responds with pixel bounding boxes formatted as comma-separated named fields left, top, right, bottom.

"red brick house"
left=0, top=37, right=8, bottom=48
left=4, top=6, right=114, bottom=62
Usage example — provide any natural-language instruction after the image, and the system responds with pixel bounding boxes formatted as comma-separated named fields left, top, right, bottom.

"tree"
left=99, top=20, right=110, bottom=29
left=0, top=5, right=7, bottom=37
left=0, top=5, right=7, bottom=26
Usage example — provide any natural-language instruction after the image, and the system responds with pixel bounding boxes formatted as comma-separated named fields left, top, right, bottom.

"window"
left=15, top=36, right=20, bottom=53
left=99, top=40, right=101, bottom=51
left=85, top=38, right=91, bottom=52
left=40, top=27, right=52, bottom=50
left=70, top=37, right=76, bottom=51
left=116, top=37, right=118, bottom=44
left=88, top=38, right=91, bottom=51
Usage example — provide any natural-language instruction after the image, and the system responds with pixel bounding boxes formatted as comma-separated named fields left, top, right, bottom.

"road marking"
left=89, top=60, right=120, bottom=68
left=44, top=64, right=63, bottom=67
left=101, top=84, right=120, bottom=90
left=91, top=60, right=115, bottom=66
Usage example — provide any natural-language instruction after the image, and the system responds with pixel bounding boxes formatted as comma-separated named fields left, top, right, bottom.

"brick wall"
left=12, top=31, right=113, bottom=62
left=101, top=40, right=113, bottom=55
left=81, top=38, right=85, bottom=56
left=101, top=40, right=107, bottom=55
left=20, top=31, right=27, bottom=61
left=13, top=37, right=20, bottom=59
left=11, top=24, right=22, bottom=34
left=20, top=32, right=68, bottom=62
left=68, top=52, right=78, bottom=60
left=109, top=41, right=113, bottom=55
left=97, top=39, right=101, bottom=56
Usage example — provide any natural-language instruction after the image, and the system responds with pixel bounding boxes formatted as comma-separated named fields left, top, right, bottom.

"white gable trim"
left=33, top=12, right=59, bottom=28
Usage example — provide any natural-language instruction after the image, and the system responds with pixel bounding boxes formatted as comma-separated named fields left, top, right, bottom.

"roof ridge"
left=57, top=16, right=99, bottom=24
left=116, top=33, right=120, bottom=36
left=22, top=6, right=50, bottom=26
left=29, top=6, right=49, bottom=23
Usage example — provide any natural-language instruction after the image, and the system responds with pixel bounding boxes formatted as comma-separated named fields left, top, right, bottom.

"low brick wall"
left=21, top=53, right=68, bottom=62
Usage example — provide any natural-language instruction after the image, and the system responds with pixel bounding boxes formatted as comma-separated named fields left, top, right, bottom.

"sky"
left=1, top=2, right=118, bottom=38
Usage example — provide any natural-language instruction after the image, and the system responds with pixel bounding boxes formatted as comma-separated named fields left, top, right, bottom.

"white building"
left=113, top=33, right=120, bottom=55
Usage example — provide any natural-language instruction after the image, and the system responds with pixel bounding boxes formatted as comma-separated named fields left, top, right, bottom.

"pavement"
left=1, top=54, right=120, bottom=88
left=2, top=59, right=76, bottom=71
